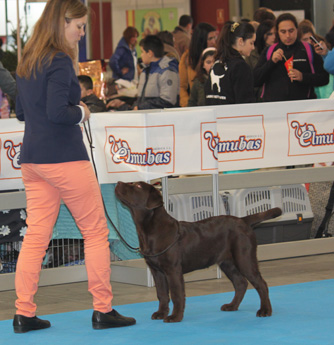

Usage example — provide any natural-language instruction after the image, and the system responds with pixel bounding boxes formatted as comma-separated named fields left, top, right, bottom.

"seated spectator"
left=157, top=30, right=180, bottom=62
left=109, top=26, right=139, bottom=82
left=253, top=13, right=329, bottom=102
left=107, top=35, right=179, bottom=111
left=0, top=61, right=16, bottom=100
left=0, top=61, right=16, bottom=118
left=78, top=75, right=107, bottom=113
left=188, top=47, right=216, bottom=106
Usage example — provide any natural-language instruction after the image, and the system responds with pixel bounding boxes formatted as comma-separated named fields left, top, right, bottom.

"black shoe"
left=13, top=315, right=51, bottom=333
left=92, top=309, right=136, bottom=329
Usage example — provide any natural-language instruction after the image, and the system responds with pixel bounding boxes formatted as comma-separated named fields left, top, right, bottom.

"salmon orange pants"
left=15, top=161, right=113, bottom=317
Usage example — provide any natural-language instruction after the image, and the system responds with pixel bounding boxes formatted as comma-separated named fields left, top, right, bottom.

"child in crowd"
left=107, top=35, right=179, bottom=111
left=78, top=75, right=107, bottom=113
left=188, top=47, right=216, bottom=106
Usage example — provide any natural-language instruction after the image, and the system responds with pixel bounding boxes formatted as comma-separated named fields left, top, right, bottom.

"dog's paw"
left=151, top=311, right=168, bottom=320
left=256, top=307, right=272, bottom=317
left=221, top=303, right=238, bottom=312
left=163, top=314, right=183, bottom=323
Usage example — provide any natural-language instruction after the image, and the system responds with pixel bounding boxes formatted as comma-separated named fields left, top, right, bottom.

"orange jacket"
left=179, top=50, right=197, bottom=107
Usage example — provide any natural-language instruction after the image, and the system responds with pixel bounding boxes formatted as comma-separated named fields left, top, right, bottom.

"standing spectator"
left=253, top=13, right=329, bottom=102
left=14, top=0, right=135, bottom=333
left=107, top=35, right=179, bottom=111
left=313, top=33, right=334, bottom=96
left=157, top=30, right=180, bottom=62
left=109, top=26, right=139, bottom=82
left=188, top=47, right=216, bottom=106
left=179, top=22, right=217, bottom=107
left=246, top=19, right=276, bottom=70
left=173, top=15, right=193, bottom=57
left=78, top=75, right=107, bottom=112
left=205, top=22, right=256, bottom=105
left=253, top=7, right=276, bottom=24
left=297, top=20, right=333, bottom=99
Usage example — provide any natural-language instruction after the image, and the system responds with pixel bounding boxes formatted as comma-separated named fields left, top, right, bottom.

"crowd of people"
left=2, top=8, right=334, bottom=119
left=76, top=8, right=334, bottom=114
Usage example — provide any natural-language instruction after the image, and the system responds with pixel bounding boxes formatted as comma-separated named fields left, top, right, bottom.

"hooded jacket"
left=109, top=37, right=137, bottom=81
left=205, top=55, right=256, bottom=105
left=133, top=55, right=179, bottom=109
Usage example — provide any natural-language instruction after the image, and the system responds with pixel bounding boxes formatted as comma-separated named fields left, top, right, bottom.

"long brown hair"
left=17, top=0, right=87, bottom=79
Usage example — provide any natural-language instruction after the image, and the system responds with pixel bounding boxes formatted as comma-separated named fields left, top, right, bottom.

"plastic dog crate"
left=225, top=184, right=313, bottom=244
left=168, top=192, right=228, bottom=222
left=168, top=184, right=313, bottom=244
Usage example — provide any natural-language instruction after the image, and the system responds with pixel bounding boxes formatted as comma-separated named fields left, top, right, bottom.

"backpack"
left=266, top=41, right=314, bottom=73
left=261, top=41, right=315, bottom=99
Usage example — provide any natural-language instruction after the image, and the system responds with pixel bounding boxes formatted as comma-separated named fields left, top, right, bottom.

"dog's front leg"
left=149, top=266, right=170, bottom=320
left=164, top=266, right=185, bottom=323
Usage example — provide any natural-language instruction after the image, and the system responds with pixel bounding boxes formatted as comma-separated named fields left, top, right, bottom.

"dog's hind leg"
left=219, top=260, right=248, bottom=312
left=149, top=267, right=170, bottom=320
left=240, top=266, right=272, bottom=317
left=164, top=266, right=185, bottom=323
left=235, top=251, right=272, bottom=317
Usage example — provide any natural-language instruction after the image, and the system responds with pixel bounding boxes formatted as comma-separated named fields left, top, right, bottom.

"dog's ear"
left=146, top=186, right=164, bottom=210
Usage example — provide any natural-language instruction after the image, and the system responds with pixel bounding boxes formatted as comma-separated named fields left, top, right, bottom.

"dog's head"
left=115, top=181, right=164, bottom=210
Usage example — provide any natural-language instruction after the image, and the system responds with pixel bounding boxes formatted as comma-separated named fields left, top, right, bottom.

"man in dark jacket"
left=78, top=75, right=107, bottom=113
left=173, top=15, right=193, bottom=57
left=254, top=13, right=329, bottom=102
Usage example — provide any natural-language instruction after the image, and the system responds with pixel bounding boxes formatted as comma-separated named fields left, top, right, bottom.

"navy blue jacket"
left=109, top=37, right=137, bottom=81
left=16, top=53, right=89, bottom=164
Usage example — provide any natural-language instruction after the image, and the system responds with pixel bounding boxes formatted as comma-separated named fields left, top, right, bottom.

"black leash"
left=83, top=120, right=140, bottom=252
left=83, top=120, right=181, bottom=257
left=139, top=225, right=180, bottom=257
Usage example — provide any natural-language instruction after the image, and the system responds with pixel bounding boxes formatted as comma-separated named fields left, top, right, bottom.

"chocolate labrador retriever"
left=115, top=181, right=282, bottom=323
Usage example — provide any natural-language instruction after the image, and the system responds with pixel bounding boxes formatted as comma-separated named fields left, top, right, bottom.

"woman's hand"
left=80, top=101, right=90, bottom=122
left=314, top=40, right=328, bottom=56
left=121, top=67, right=129, bottom=75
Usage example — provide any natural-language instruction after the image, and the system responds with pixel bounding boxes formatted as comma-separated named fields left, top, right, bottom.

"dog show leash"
left=138, top=224, right=181, bottom=258
left=83, top=120, right=140, bottom=253
left=84, top=120, right=181, bottom=257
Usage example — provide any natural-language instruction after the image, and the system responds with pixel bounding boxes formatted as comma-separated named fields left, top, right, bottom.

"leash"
left=83, top=120, right=181, bottom=257
left=83, top=120, right=140, bottom=252
left=139, top=225, right=180, bottom=257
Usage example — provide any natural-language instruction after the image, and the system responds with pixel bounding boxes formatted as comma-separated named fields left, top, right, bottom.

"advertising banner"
left=1, top=99, right=334, bottom=190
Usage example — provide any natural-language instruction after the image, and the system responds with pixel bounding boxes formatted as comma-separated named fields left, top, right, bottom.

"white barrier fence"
left=1, top=100, right=334, bottom=289
left=1, top=99, right=334, bottom=190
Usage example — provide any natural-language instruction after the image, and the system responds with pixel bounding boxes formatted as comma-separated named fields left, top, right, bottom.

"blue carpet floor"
left=1, top=279, right=333, bottom=345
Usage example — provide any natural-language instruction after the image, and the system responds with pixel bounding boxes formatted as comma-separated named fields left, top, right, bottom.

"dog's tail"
left=242, top=207, right=282, bottom=228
